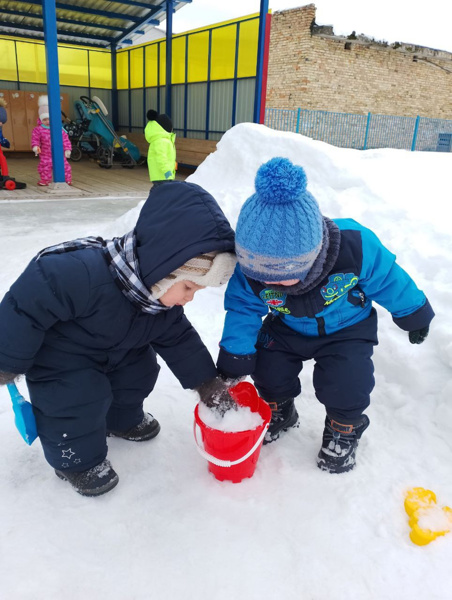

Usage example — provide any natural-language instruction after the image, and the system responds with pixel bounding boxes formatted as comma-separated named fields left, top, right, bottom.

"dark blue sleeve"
left=217, top=265, right=268, bottom=378
left=151, top=308, right=217, bottom=389
left=0, top=255, right=90, bottom=374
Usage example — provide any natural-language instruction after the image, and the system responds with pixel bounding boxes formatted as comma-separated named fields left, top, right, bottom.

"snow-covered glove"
left=0, top=371, right=19, bottom=386
left=65, top=150, right=71, bottom=159
left=195, top=376, right=240, bottom=417
left=409, top=326, right=429, bottom=344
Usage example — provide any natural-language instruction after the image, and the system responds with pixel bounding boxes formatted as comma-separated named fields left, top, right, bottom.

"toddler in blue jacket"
left=214, top=157, right=434, bottom=474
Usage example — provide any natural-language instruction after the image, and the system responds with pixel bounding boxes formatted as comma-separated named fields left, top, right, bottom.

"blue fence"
left=265, top=108, right=452, bottom=152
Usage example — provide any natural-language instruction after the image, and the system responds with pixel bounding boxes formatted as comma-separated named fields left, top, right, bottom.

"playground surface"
left=0, top=156, right=187, bottom=201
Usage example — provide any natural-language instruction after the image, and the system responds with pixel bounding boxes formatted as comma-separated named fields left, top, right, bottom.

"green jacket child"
left=144, top=110, right=176, bottom=182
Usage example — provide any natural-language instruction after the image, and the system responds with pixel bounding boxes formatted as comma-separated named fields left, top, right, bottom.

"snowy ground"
left=0, top=124, right=451, bottom=600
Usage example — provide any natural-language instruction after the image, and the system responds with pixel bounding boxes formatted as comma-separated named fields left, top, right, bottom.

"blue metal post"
left=128, top=50, right=132, bottom=132
left=295, top=107, right=301, bottom=133
left=363, top=112, right=371, bottom=150
left=111, top=43, right=119, bottom=130
left=411, top=115, right=420, bottom=151
left=205, top=29, right=212, bottom=139
left=253, top=0, right=269, bottom=123
left=41, top=0, right=65, bottom=183
left=87, top=50, right=91, bottom=99
left=231, top=22, right=240, bottom=127
left=157, top=42, right=161, bottom=114
left=142, top=46, right=146, bottom=128
left=165, top=0, right=173, bottom=117
left=183, top=34, right=188, bottom=137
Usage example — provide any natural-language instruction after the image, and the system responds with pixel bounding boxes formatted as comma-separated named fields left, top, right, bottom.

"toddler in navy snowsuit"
left=215, top=158, right=434, bottom=474
left=0, top=181, right=236, bottom=496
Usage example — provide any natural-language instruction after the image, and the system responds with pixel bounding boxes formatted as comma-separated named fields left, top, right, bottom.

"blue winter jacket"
left=0, top=181, right=235, bottom=389
left=218, top=218, right=434, bottom=377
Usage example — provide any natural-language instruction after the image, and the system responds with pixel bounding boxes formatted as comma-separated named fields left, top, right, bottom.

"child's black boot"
left=107, top=413, right=160, bottom=442
left=263, top=398, right=299, bottom=444
left=317, top=415, right=370, bottom=474
left=55, top=459, right=119, bottom=497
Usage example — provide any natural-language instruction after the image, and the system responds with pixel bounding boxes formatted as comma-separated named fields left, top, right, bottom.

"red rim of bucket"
left=194, top=382, right=271, bottom=433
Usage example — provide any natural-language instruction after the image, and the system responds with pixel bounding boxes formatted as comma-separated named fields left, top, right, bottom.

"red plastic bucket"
left=194, top=382, right=271, bottom=483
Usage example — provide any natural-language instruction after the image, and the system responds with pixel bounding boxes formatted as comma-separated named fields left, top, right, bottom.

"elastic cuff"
left=393, top=298, right=435, bottom=332
left=217, top=347, right=256, bottom=379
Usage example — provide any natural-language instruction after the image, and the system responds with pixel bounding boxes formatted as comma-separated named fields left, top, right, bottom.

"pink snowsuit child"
left=31, top=95, right=72, bottom=186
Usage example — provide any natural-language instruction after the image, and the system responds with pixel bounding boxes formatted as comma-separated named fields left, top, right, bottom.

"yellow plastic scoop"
left=405, top=487, right=452, bottom=546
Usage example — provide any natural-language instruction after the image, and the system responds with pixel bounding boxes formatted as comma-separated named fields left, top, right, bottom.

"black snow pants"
left=26, top=345, right=160, bottom=472
left=252, top=309, right=378, bottom=423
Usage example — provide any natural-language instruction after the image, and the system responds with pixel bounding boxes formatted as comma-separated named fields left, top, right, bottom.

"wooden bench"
left=120, top=131, right=218, bottom=169
left=175, top=137, right=218, bottom=168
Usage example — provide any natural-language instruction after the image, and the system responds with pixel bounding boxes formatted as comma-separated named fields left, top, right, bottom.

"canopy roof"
left=0, top=0, right=188, bottom=48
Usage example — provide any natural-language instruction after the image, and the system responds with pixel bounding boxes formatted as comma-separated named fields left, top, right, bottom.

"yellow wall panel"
left=89, top=51, right=112, bottom=89
left=116, top=51, right=129, bottom=89
left=145, top=44, right=158, bottom=87
left=187, top=32, right=209, bottom=83
left=211, top=25, right=236, bottom=80
left=237, top=19, right=259, bottom=78
left=0, top=39, right=17, bottom=81
left=1, top=12, right=260, bottom=90
left=130, top=47, right=144, bottom=88
left=58, top=47, right=89, bottom=87
left=159, top=42, right=166, bottom=86
left=16, top=42, right=47, bottom=83
left=171, top=36, right=186, bottom=84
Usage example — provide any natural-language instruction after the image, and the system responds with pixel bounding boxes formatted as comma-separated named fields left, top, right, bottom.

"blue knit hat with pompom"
left=235, top=157, right=324, bottom=282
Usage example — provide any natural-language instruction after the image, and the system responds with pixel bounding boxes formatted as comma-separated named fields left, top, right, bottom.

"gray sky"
left=169, top=0, right=452, bottom=53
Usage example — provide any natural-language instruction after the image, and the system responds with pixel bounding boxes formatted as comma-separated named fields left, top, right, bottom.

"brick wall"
left=266, top=4, right=452, bottom=119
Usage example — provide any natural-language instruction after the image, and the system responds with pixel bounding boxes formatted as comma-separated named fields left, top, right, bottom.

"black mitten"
left=195, top=376, right=239, bottom=417
left=409, top=326, right=430, bottom=344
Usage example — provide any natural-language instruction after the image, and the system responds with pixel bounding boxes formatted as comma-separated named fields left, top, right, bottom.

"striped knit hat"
left=235, top=157, right=324, bottom=282
left=151, top=251, right=237, bottom=299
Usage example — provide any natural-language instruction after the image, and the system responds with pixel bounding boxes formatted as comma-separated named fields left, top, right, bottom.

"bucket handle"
left=193, top=421, right=269, bottom=468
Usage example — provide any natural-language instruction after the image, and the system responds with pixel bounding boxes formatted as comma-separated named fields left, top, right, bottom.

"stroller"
left=66, top=96, right=142, bottom=169
left=63, top=115, right=102, bottom=162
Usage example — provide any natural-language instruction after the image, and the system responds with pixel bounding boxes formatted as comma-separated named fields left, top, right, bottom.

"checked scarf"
left=36, top=230, right=170, bottom=315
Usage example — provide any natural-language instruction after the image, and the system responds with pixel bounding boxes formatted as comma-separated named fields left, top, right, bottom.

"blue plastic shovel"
left=6, top=383, right=38, bottom=445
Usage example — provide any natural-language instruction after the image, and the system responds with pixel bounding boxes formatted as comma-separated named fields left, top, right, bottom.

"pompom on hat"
left=38, top=95, right=49, bottom=121
left=146, top=109, right=158, bottom=121
left=235, top=157, right=324, bottom=282
left=151, top=251, right=237, bottom=299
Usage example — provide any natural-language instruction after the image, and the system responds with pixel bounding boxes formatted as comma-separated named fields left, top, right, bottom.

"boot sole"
left=316, top=458, right=355, bottom=474
left=55, top=470, right=119, bottom=497
left=263, top=416, right=300, bottom=445
left=107, top=421, right=161, bottom=442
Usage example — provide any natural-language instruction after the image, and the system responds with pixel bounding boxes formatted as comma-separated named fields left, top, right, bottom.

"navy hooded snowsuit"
left=0, top=181, right=235, bottom=472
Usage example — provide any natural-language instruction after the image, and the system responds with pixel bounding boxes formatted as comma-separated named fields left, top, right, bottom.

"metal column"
left=165, top=0, right=173, bottom=117
left=41, top=0, right=65, bottom=183
left=111, top=43, right=119, bottom=130
left=253, top=0, right=269, bottom=123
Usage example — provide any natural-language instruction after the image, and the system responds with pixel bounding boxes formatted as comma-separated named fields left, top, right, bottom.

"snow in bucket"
left=198, top=402, right=264, bottom=432
left=194, top=382, right=271, bottom=483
